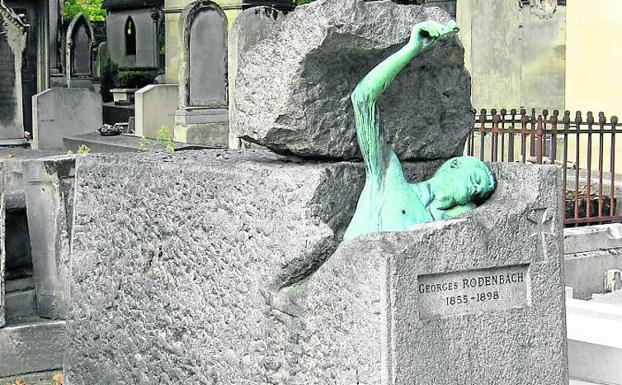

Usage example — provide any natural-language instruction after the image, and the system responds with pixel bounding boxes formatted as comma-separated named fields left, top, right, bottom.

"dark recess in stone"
left=5, top=208, right=33, bottom=280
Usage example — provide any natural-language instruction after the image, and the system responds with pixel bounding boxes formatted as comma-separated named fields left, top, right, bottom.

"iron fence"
left=465, top=108, right=622, bottom=226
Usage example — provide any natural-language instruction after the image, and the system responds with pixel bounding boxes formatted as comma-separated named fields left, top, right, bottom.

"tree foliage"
left=63, top=0, right=106, bottom=21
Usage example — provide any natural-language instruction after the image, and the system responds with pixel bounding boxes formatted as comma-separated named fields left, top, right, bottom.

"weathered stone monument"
left=63, top=1, right=568, bottom=384
left=65, top=12, right=96, bottom=88
left=0, top=3, right=27, bottom=141
left=32, top=88, right=102, bottom=150
left=174, top=0, right=229, bottom=147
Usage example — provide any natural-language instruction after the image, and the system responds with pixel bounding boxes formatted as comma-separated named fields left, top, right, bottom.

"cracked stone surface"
left=229, top=0, right=473, bottom=161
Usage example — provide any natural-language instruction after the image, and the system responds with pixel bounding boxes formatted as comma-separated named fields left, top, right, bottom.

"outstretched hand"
left=409, top=20, right=458, bottom=51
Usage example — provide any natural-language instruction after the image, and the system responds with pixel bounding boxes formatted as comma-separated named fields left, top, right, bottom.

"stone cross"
left=528, top=207, right=555, bottom=262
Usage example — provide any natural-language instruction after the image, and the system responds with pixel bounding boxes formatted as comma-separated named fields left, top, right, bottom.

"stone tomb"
left=65, top=151, right=567, bottom=385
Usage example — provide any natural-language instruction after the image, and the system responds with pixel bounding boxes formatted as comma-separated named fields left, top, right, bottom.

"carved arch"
left=65, top=12, right=95, bottom=78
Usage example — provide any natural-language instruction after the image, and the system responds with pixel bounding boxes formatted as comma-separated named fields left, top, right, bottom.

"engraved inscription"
left=417, top=264, right=530, bottom=319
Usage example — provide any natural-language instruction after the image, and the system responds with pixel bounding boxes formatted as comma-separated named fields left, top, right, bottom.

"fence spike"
left=543, top=109, right=549, bottom=118
left=587, top=111, right=595, bottom=124
left=575, top=111, right=582, bottom=124
left=479, top=110, right=487, bottom=123
left=511, top=108, right=517, bottom=116
left=599, top=112, right=606, bottom=125
left=520, top=108, right=527, bottom=116
left=480, top=108, right=487, bottom=116
left=491, top=108, right=497, bottom=116
left=553, top=109, right=560, bottom=117
left=612, top=116, right=618, bottom=125
left=500, top=108, right=507, bottom=116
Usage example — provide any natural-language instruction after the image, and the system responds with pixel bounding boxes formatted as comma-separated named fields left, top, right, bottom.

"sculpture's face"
left=432, top=157, right=496, bottom=206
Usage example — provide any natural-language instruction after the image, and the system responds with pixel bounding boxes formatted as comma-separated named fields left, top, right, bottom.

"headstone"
left=230, top=0, right=473, bottom=160
left=188, top=7, right=227, bottom=106
left=64, top=151, right=567, bottom=385
left=174, top=1, right=229, bottom=147
left=0, top=9, right=27, bottom=140
left=32, top=88, right=102, bottom=150
left=135, top=84, right=177, bottom=140
left=23, top=156, right=76, bottom=320
left=65, top=13, right=95, bottom=86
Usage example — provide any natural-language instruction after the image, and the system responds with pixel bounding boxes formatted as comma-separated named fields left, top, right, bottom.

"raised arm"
left=351, top=20, right=458, bottom=181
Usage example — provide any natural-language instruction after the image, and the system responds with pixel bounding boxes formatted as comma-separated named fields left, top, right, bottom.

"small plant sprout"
left=78, top=145, right=91, bottom=154
left=157, top=125, right=175, bottom=153
left=138, top=136, right=149, bottom=152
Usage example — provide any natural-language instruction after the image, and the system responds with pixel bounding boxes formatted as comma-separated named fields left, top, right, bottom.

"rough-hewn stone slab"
left=230, top=0, right=473, bottom=160
left=65, top=150, right=440, bottom=384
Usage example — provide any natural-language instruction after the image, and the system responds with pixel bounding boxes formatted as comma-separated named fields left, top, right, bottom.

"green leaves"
left=63, top=0, right=106, bottom=22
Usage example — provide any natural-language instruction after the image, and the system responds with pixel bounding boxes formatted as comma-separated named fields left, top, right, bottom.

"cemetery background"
left=0, top=0, right=621, bottom=384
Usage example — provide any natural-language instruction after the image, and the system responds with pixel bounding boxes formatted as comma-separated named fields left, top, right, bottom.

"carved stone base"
left=174, top=107, right=229, bottom=147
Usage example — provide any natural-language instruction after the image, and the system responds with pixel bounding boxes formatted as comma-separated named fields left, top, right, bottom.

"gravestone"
left=0, top=7, right=27, bottom=140
left=66, top=13, right=95, bottom=87
left=174, top=1, right=228, bottom=147
left=135, top=84, right=177, bottom=139
left=229, top=0, right=473, bottom=160
left=32, top=88, right=102, bottom=150
left=64, top=150, right=567, bottom=385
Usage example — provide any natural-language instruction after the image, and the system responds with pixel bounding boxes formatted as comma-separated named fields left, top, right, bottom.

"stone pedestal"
left=22, top=155, right=76, bottom=320
left=64, top=151, right=567, bottom=385
left=174, top=107, right=228, bottom=146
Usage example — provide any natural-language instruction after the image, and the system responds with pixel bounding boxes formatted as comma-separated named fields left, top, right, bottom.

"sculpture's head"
left=429, top=156, right=496, bottom=208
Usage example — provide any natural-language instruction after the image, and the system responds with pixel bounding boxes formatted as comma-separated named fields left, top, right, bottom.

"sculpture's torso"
left=344, top=151, right=434, bottom=240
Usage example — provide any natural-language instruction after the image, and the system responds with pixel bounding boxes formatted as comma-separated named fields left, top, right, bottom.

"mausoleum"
left=101, top=0, right=164, bottom=70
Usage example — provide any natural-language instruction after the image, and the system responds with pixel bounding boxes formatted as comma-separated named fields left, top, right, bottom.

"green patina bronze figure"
left=344, top=20, right=496, bottom=241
